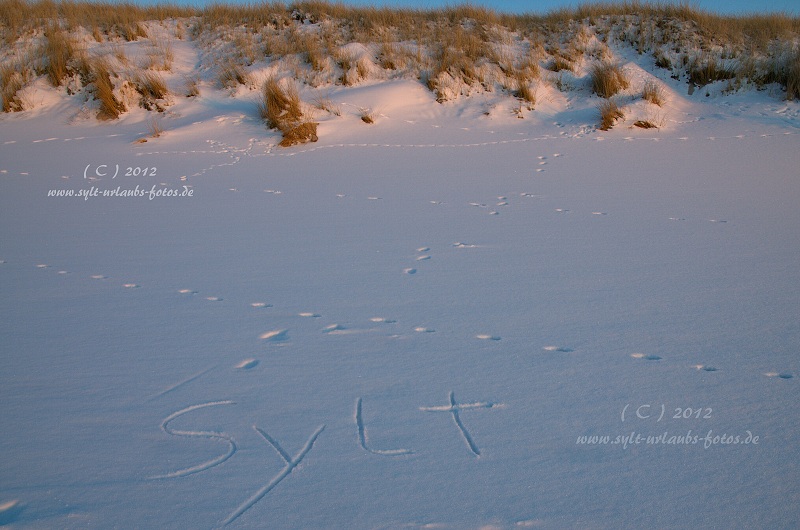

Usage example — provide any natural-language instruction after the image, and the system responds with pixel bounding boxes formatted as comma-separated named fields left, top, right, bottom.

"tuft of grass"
left=786, top=51, right=800, bottom=100
left=259, top=77, right=303, bottom=130
left=43, top=25, right=75, bottom=87
left=148, top=116, right=163, bottom=137
left=642, top=79, right=664, bottom=106
left=335, top=49, right=369, bottom=86
left=219, top=63, right=250, bottom=89
left=356, top=56, right=370, bottom=80
left=516, top=74, right=536, bottom=108
left=278, top=121, right=318, bottom=147
left=766, top=45, right=800, bottom=100
left=134, top=71, right=169, bottom=110
left=379, top=41, right=404, bottom=70
left=547, top=56, right=573, bottom=73
left=654, top=49, right=672, bottom=69
left=232, top=31, right=258, bottom=65
left=1, top=62, right=27, bottom=112
left=143, top=38, right=173, bottom=71
left=312, top=93, right=340, bottom=115
left=518, top=54, right=541, bottom=80
left=184, top=76, right=199, bottom=97
left=426, top=45, right=479, bottom=101
left=71, top=51, right=92, bottom=87
left=118, top=22, right=147, bottom=42
left=297, top=33, right=327, bottom=71
left=259, top=77, right=318, bottom=146
left=158, top=40, right=174, bottom=68
left=590, top=60, right=630, bottom=98
left=597, top=98, right=624, bottom=130
left=359, top=107, right=375, bottom=123
left=633, top=119, right=658, bottom=129
left=91, top=60, right=125, bottom=120
left=688, top=56, right=736, bottom=86
left=136, top=72, right=168, bottom=98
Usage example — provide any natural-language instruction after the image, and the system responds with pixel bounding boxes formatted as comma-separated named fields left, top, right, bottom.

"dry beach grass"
left=1, top=0, right=798, bottom=136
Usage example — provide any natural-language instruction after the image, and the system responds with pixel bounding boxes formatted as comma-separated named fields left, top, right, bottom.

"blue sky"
left=138, top=0, right=799, bottom=16
left=321, top=0, right=798, bottom=15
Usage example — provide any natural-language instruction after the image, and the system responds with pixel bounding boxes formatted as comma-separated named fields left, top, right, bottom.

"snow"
left=1, top=26, right=800, bottom=530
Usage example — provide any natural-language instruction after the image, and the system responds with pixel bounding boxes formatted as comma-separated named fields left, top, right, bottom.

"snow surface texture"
left=1, top=25, right=800, bottom=530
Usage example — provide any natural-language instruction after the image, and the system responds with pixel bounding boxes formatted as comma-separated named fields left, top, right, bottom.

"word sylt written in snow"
left=151, top=392, right=503, bottom=525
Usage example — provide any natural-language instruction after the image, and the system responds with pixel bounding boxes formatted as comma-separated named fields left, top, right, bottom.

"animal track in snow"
left=631, top=353, right=662, bottom=361
left=543, top=345, right=574, bottom=353
left=298, top=312, right=321, bottom=317
left=476, top=334, right=501, bottom=341
left=0, top=500, right=22, bottom=525
left=235, top=359, right=259, bottom=370
left=414, top=327, right=435, bottom=333
left=321, top=324, right=374, bottom=336
left=205, top=296, right=223, bottom=302
left=404, top=268, right=417, bottom=274
left=764, top=372, right=793, bottom=379
left=259, top=329, right=288, bottom=342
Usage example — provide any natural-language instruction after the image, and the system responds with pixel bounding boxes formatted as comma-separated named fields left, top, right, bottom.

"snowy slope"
left=1, top=24, right=800, bottom=530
